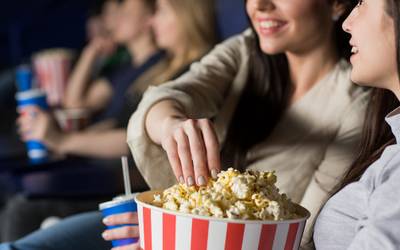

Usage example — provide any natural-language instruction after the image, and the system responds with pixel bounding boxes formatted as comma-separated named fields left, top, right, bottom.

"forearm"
left=64, top=48, right=98, bottom=108
left=57, top=129, right=129, bottom=158
left=145, top=99, right=187, bottom=145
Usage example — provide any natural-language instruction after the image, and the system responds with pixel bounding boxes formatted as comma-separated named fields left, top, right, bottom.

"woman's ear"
left=332, top=1, right=347, bottom=21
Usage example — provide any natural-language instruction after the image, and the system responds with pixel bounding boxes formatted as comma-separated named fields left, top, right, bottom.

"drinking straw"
left=121, top=156, right=132, bottom=196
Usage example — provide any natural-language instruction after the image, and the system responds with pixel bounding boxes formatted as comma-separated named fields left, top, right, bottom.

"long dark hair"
left=335, top=0, right=400, bottom=191
left=221, top=0, right=358, bottom=170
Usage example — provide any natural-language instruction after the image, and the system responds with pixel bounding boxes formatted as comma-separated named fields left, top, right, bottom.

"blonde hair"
left=132, top=0, right=217, bottom=93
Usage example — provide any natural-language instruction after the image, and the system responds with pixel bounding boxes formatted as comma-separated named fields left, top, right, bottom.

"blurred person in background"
left=16, top=0, right=218, bottom=159
left=0, top=0, right=217, bottom=249
left=1, top=0, right=160, bottom=242
left=17, top=0, right=164, bottom=159
left=82, top=0, right=130, bottom=82
left=64, top=0, right=127, bottom=119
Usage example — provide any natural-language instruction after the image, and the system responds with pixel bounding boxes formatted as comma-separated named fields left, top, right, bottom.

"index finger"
left=198, top=119, right=221, bottom=178
left=103, top=212, right=138, bottom=226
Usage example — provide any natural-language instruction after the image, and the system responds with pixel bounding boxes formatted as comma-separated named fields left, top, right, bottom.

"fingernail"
left=211, top=169, right=218, bottom=179
left=102, top=217, right=110, bottom=224
left=187, top=176, right=194, bottom=186
left=197, top=176, right=206, bottom=186
left=102, top=231, right=109, bottom=239
left=179, top=176, right=185, bottom=184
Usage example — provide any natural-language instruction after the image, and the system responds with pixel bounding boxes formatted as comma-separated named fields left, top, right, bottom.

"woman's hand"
left=86, top=37, right=116, bottom=58
left=102, top=212, right=140, bottom=250
left=160, top=117, right=222, bottom=186
left=17, top=106, right=64, bottom=152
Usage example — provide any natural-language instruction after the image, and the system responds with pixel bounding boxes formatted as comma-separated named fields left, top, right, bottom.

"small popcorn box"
left=135, top=191, right=310, bottom=250
left=33, top=49, right=74, bottom=107
left=53, top=108, right=90, bottom=132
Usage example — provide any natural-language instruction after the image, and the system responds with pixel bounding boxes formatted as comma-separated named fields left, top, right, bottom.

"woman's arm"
left=64, top=38, right=114, bottom=111
left=127, top=32, right=251, bottom=189
left=18, top=106, right=128, bottom=158
left=57, top=129, right=129, bottom=158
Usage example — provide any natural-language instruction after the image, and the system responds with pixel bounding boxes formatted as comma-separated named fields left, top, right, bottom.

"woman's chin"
left=259, top=42, right=285, bottom=55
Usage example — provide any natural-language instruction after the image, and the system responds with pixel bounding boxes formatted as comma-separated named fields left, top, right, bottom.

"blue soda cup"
left=15, top=89, right=49, bottom=164
left=16, top=65, right=33, bottom=91
left=99, top=194, right=139, bottom=247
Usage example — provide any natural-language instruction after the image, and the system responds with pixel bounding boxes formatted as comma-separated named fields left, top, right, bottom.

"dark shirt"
left=115, top=62, right=192, bottom=128
left=97, top=51, right=165, bottom=123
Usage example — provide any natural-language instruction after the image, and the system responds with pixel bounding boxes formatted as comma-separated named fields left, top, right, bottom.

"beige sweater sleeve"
left=300, top=89, right=370, bottom=245
left=126, top=31, right=251, bottom=189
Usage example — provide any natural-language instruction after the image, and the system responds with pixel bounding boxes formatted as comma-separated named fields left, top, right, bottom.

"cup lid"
left=16, top=89, right=46, bottom=100
left=99, top=193, right=137, bottom=210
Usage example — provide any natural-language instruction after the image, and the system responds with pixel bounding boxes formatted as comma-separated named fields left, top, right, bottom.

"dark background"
left=0, top=0, right=248, bottom=71
left=0, top=0, right=93, bottom=71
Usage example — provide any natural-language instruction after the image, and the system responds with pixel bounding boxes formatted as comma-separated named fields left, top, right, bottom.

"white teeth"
left=260, top=21, right=281, bottom=29
left=351, top=46, right=359, bottom=54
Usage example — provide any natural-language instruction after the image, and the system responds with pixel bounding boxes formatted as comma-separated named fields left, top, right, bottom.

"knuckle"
left=126, top=213, right=134, bottom=223
left=122, top=226, right=131, bottom=236
left=199, top=118, right=210, bottom=126
left=185, top=119, right=195, bottom=126
left=179, top=143, right=190, bottom=152
left=174, top=127, right=185, bottom=139
left=162, top=137, right=174, bottom=150
left=169, top=152, right=180, bottom=163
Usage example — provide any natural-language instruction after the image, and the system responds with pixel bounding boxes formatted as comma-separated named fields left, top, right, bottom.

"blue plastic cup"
left=15, top=89, right=49, bottom=164
left=16, top=65, right=33, bottom=91
left=99, top=194, right=139, bottom=247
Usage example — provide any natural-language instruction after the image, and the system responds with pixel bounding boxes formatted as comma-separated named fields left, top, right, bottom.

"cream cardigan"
left=127, top=29, right=370, bottom=245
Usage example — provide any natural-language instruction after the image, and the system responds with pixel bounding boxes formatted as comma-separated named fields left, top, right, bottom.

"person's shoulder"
left=380, top=143, right=400, bottom=181
left=197, top=28, right=254, bottom=68
left=213, top=28, right=255, bottom=52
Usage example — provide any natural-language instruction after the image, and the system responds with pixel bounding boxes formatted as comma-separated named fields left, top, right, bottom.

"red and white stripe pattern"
left=33, top=50, right=72, bottom=107
left=137, top=204, right=306, bottom=250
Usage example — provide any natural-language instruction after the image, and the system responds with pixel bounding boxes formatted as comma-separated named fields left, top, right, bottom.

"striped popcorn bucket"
left=33, top=49, right=73, bottom=107
left=135, top=191, right=310, bottom=250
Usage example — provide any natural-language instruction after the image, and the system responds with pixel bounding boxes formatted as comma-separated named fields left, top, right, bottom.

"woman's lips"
left=350, top=46, right=359, bottom=63
left=257, top=19, right=288, bottom=36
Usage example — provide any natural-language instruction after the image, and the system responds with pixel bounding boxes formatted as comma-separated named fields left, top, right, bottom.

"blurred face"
left=102, top=0, right=120, bottom=34
left=86, top=16, right=105, bottom=41
left=343, top=0, right=397, bottom=91
left=152, top=0, right=184, bottom=52
left=112, top=0, right=153, bottom=44
left=246, top=0, right=335, bottom=55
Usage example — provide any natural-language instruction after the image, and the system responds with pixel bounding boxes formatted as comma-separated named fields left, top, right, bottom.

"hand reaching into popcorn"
left=145, top=100, right=222, bottom=187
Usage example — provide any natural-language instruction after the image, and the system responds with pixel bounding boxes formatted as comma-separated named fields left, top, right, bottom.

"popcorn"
left=152, top=168, right=300, bottom=220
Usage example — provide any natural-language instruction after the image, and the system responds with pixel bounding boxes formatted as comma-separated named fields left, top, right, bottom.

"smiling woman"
left=128, top=0, right=369, bottom=247
left=314, top=0, right=400, bottom=248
